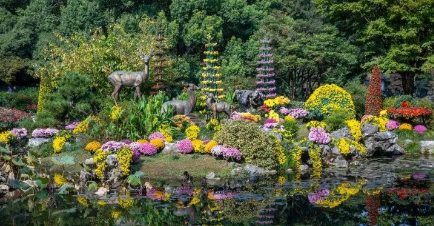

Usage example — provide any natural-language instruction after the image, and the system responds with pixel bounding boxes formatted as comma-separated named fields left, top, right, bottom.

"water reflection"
left=1, top=156, right=434, bottom=226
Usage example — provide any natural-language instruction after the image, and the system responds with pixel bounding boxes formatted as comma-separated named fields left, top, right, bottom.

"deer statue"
left=108, top=52, right=154, bottom=105
left=206, top=93, right=232, bottom=119
left=161, top=83, right=200, bottom=115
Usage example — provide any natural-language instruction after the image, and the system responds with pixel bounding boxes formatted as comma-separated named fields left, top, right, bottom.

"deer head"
left=139, top=51, right=154, bottom=64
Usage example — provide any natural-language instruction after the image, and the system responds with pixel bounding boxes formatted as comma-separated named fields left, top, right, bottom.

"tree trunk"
left=400, top=71, right=415, bottom=95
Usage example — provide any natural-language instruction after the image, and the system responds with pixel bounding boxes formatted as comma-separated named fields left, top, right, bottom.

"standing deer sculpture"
left=108, top=52, right=154, bottom=105
left=206, top=93, right=232, bottom=119
left=161, top=83, right=200, bottom=116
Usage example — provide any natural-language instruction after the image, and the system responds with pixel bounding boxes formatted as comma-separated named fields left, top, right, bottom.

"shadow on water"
left=1, top=155, right=434, bottom=226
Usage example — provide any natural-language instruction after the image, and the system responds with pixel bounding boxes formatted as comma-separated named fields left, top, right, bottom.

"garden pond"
left=1, top=154, right=434, bottom=226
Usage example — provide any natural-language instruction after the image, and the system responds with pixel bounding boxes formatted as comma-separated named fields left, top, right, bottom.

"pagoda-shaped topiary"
left=201, top=35, right=223, bottom=101
left=256, top=37, right=276, bottom=99
left=151, top=21, right=167, bottom=94
left=365, top=65, right=383, bottom=115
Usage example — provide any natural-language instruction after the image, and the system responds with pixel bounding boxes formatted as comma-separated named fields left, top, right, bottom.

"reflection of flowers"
left=315, top=180, right=366, bottom=208
left=308, top=189, right=330, bottom=203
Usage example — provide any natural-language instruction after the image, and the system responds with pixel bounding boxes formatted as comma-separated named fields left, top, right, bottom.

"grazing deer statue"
left=206, top=93, right=232, bottom=119
left=161, top=83, right=200, bottom=115
left=108, top=52, right=154, bottom=105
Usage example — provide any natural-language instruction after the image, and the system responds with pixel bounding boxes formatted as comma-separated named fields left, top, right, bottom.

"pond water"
left=1, top=155, right=434, bottom=226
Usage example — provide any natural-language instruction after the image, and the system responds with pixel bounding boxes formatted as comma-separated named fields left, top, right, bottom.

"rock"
left=162, top=142, right=177, bottom=154
left=85, top=158, right=94, bottom=165
left=329, top=156, right=348, bottom=168
left=28, top=138, right=50, bottom=147
left=385, top=144, right=404, bottom=155
left=286, top=168, right=294, bottom=174
left=420, top=141, right=434, bottom=154
left=261, top=128, right=283, bottom=141
left=331, top=128, right=353, bottom=140
left=231, top=167, right=243, bottom=176
left=320, top=145, right=331, bottom=157
left=362, top=124, right=379, bottom=138
left=106, top=155, right=118, bottom=166
left=95, top=187, right=109, bottom=196
left=264, top=170, right=277, bottom=175
left=300, top=164, right=309, bottom=171
left=0, top=184, right=9, bottom=193
left=80, top=171, right=92, bottom=181
left=331, top=146, right=341, bottom=155
left=374, top=132, right=398, bottom=142
left=206, top=172, right=216, bottom=180
left=404, top=139, right=413, bottom=145
left=0, top=176, right=5, bottom=182
left=244, top=164, right=265, bottom=175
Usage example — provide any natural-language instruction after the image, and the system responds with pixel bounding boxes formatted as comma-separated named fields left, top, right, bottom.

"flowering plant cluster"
left=85, top=141, right=101, bottom=152
left=65, top=121, right=79, bottom=130
left=53, top=135, right=69, bottom=153
left=256, top=38, right=276, bottom=99
left=177, top=139, right=194, bottom=154
left=231, top=112, right=261, bottom=122
left=72, top=119, right=89, bottom=135
left=172, top=115, right=195, bottom=130
left=346, top=119, right=362, bottom=141
left=111, top=106, right=122, bottom=120
left=306, top=121, right=326, bottom=129
left=361, top=115, right=387, bottom=132
left=387, top=107, right=432, bottom=119
left=185, top=125, right=200, bottom=140
left=101, top=141, right=125, bottom=152
left=0, top=131, right=13, bottom=144
left=263, top=118, right=279, bottom=128
left=305, top=84, right=356, bottom=118
left=308, top=127, right=331, bottom=144
left=365, top=65, right=383, bottom=115
left=399, top=123, right=412, bottom=131
left=386, top=119, right=400, bottom=130
left=279, top=107, right=309, bottom=119
left=10, top=128, right=27, bottom=139
left=210, top=145, right=242, bottom=161
left=0, top=107, right=31, bottom=128
left=206, top=119, right=222, bottom=132
left=32, top=128, right=59, bottom=138
left=263, top=96, right=290, bottom=108
left=413, top=125, right=427, bottom=134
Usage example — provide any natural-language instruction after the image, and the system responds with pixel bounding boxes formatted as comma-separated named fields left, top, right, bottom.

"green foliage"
left=42, top=72, right=100, bottom=122
left=18, top=111, right=58, bottom=132
left=344, top=80, right=367, bottom=119
left=383, top=96, right=397, bottom=110
left=412, top=98, right=434, bottom=111
left=103, top=92, right=173, bottom=140
left=0, top=55, right=30, bottom=85
left=324, top=109, right=353, bottom=132
left=393, top=95, right=413, bottom=109
left=215, top=119, right=277, bottom=169
left=0, top=87, right=38, bottom=111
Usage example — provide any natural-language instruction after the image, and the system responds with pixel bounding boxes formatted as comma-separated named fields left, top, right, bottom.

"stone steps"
left=188, top=114, right=206, bottom=127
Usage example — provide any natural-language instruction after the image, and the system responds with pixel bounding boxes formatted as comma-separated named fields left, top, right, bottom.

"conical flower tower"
left=256, top=37, right=276, bottom=99
left=201, top=35, right=223, bottom=101
left=151, top=22, right=167, bottom=94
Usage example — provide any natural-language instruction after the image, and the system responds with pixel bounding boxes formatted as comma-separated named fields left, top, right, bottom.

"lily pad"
left=51, top=156, right=75, bottom=165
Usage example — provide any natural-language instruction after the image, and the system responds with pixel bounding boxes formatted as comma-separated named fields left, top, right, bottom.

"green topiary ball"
left=215, top=119, right=277, bottom=169
left=305, top=84, right=356, bottom=119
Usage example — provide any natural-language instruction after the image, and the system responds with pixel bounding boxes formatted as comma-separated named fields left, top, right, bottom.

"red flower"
left=258, top=105, right=271, bottom=113
left=387, top=107, right=432, bottom=119
left=401, top=101, right=409, bottom=108
left=365, top=65, right=383, bottom=115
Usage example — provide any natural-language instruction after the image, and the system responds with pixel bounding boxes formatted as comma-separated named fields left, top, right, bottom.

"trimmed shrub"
left=305, top=84, right=355, bottom=119
left=344, top=80, right=367, bottom=119
left=393, top=95, right=412, bottom=109
left=215, top=120, right=277, bottom=169
left=365, top=65, right=383, bottom=115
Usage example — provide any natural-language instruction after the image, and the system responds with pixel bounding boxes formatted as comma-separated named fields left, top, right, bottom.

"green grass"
left=133, top=153, right=234, bottom=181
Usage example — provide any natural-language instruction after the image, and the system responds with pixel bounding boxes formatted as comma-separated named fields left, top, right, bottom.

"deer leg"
left=112, top=85, right=121, bottom=106
left=134, top=86, right=140, bottom=100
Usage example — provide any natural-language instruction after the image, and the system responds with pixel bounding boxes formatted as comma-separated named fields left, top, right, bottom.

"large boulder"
left=362, top=124, right=379, bottom=139
left=331, top=128, right=353, bottom=140
left=28, top=138, right=50, bottom=147
left=363, top=131, right=403, bottom=157
left=420, top=141, right=434, bottom=154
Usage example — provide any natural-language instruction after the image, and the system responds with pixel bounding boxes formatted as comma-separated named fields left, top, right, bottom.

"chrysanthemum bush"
left=305, top=84, right=356, bottom=119
left=214, top=119, right=277, bottom=169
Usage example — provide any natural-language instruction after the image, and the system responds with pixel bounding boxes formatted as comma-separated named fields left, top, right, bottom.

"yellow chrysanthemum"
left=192, top=139, right=205, bottom=153
left=118, top=197, right=134, bottom=209
left=346, top=119, right=362, bottom=141
left=306, top=120, right=327, bottom=129
left=97, top=200, right=107, bottom=206
left=336, top=138, right=351, bottom=155
left=54, top=173, right=66, bottom=186
left=117, top=147, right=133, bottom=175
left=53, top=136, right=67, bottom=153
left=77, top=196, right=89, bottom=207
left=268, top=110, right=280, bottom=122
left=85, top=141, right=101, bottom=152
left=111, top=106, right=122, bottom=120
left=111, top=210, right=121, bottom=219
left=205, top=140, right=218, bottom=153
left=185, top=125, right=200, bottom=140
left=399, top=123, right=412, bottom=130
left=135, top=139, right=148, bottom=144
left=305, top=84, right=355, bottom=118
left=150, top=138, right=165, bottom=150
left=72, top=120, right=89, bottom=135
left=0, top=131, right=13, bottom=144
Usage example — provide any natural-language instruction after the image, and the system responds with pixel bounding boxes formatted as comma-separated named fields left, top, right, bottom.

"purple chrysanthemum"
left=101, top=141, right=124, bottom=152
left=177, top=139, right=193, bottom=154
left=211, top=145, right=226, bottom=156
left=10, top=128, right=27, bottom=139
left=148, top=132, right=166, bottom=141
left=308, top=128, right=331, bottom=144
left=65, top=121, right=80, bottom=130
left=386, top=119, right=400, bottom=130
left=223, top=147, right=242, bottom=161
left=139, top=143, right=158, bottom=156
left=414, top=125, right=427, bottom=134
